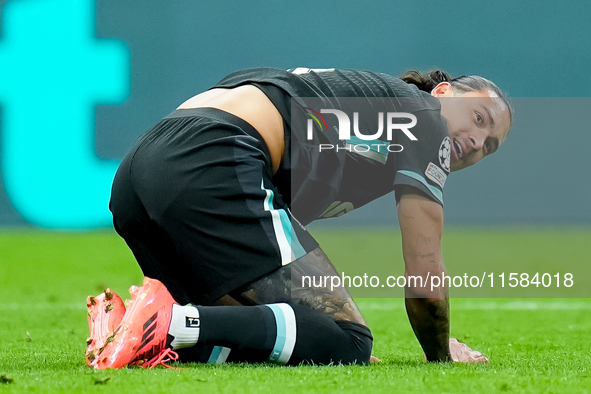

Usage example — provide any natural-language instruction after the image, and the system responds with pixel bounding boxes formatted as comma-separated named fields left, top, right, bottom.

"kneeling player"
left=86, top=66, right=510, bottom=368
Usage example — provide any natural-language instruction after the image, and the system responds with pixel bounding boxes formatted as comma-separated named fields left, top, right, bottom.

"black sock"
left=174, top=303, right=372, bottom=365
left=196, top=304, right=278, bottom=363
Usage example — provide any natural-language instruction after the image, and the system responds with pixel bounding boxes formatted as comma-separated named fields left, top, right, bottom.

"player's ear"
left=430, top=82, right=454, bottom=97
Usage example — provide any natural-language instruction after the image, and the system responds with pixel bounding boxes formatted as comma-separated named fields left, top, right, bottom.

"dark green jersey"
left=213, top=67, right=450, bottom=226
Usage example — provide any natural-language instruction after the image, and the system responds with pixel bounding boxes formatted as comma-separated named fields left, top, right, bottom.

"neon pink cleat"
left=92, top=277, right=179, bottom=369
left=85, top=289, right=126, bottom=365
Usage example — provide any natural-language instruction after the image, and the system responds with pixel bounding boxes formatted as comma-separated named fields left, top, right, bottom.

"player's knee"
left=286, top=304, right=373, bottom=366
left=335, top=320, right=373, bottom=365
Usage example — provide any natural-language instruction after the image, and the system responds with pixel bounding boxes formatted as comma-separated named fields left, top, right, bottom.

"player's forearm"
left=401, top=240, right=450, bottom=361
left=403, top=255, right=451, bottom=362
left=404, top=290, right=451, bottom=362
left=397, top=187, right=450, bottom=361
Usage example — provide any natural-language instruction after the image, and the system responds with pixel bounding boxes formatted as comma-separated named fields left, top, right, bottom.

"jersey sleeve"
left=392, top=109, right=450, bottom=206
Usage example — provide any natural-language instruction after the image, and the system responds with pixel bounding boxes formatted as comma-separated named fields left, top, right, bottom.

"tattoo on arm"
left=405, top=293, right=451, bottom=362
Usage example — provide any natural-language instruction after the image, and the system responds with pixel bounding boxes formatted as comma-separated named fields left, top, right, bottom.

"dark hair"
left=401, top=69, right=513, bottom=123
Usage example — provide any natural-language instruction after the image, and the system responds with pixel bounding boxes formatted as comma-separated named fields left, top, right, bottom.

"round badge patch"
left=438, top=137, right=451, bottom=172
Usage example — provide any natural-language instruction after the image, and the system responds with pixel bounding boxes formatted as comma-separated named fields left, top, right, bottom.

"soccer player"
left=86, top=67, right=512, bottom=368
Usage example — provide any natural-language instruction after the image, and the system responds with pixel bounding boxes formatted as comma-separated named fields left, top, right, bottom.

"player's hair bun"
left=400, top=68, right=513, bottom=124
left=400, top=69, right=453, bottom=93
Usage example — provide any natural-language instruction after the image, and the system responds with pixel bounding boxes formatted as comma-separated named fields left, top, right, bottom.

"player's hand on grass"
left=448, top=338, right=488, bottom=363
left=370, top=355, right=382, bottom=363
left=422, top=338, right=488, bottom=363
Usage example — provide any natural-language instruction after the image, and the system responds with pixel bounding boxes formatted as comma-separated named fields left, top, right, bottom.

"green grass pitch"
left=0, top=228, right=590, bottom=393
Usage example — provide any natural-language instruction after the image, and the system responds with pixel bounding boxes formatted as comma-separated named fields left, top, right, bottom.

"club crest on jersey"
left=438, top=137, right=451, bottom=172
left=425, top=162, right=448, bottom=188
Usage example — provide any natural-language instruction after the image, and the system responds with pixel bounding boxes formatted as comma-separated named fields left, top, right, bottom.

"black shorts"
left=110, top=108, right=318, bottom=305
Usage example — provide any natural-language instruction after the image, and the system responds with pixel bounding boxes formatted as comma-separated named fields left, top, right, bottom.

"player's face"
left=432, top=84, right=511, bottom=172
